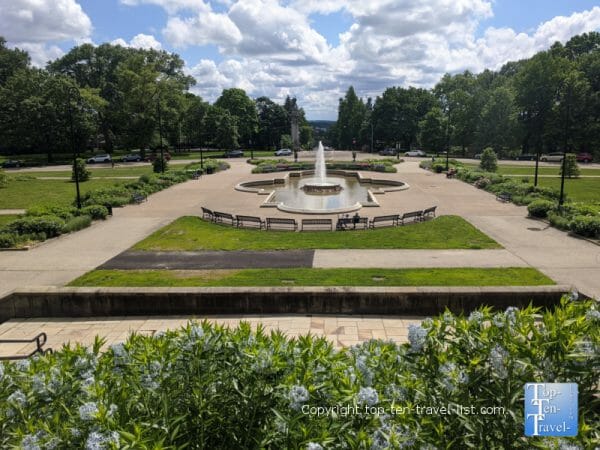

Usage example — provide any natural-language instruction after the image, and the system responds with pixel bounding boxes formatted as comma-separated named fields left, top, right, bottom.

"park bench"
left=336, top=216, right=369, bottom=230
left=400, top=210, right=423, bottom=225
left=213, top=211, right=236, bottom=226
left=422, top=206, right=437, bottom=220
left=301, top=218, right=333, bottom=231
left=236, top=215, right=265, bottom=229
left=201, top=206, right=214, bottom=220
left=0, top=332, right=52, bottom=361
left=496, top=192, right=512, bottom=202
left=266, top=217, right=298, bottom=231
left=369, top=214, right=399, bottom=228
left=192, top=170, right=201, bottom=180
left=132, top=192, right=147, bottom=204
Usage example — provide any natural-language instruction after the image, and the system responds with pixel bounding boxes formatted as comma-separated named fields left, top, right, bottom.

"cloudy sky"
left=2, top=0, right=600, bottom=119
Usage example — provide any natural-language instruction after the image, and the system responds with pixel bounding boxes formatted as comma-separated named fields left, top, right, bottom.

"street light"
left=156, top=95, right=165, bottom=173
left=66, top=85, right=82, bottom=209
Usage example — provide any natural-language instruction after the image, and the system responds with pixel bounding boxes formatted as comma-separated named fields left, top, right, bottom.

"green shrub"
left=527, top=199, right=556, bottom=218
left=80, top=205, right=109, bottom=220
left=26, top=205, right=77, bottom=220
left=71, top=158, right=91, bottom=182
left=569, top=215, right=600, bottom=238
left=8, top=215, right=65, bottom=238
left=0, top=232, right=17, bottom=248
left=479, top=147, right=498, bottom=172
left=139, top=174, right=151, bottom=184
left=153, top=157, right=169, bottom=173
left=62, top=215, right=92, bottom=233
left=0, top=299, right=597, bottom=449
left=433, top=163, right=445, bottom=173
left=560, top=153, right=580, bottom=178
left=548, top=211, right=571, bottom=231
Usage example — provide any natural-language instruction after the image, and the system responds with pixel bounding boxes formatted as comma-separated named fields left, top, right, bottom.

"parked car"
left=122, top=153, right=142, bottom=162
left=515, top=154, right=536, bottom=161
left=540, top=152, right=564, bottom=162
left=222, top=149, right=244, bottom=158
left=474, top=153, right=482, bottom=159
left=1, top=159, right=22, bottom=168
left=87, top=154, right=112, bottom=164
left=275, top=148, right=292, bottom=156
left=378, top=148, right=397, bottom=156
left=404, top=150, right=426, bottom=157
left=576, top=152, right=593, bottom=163
left=144, top=152, right=171, bottom=162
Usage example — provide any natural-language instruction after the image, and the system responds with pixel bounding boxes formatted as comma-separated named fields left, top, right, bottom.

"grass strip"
left=69, top=267, right=553, bottom=287
left=134, top=215, right=501, bottom=251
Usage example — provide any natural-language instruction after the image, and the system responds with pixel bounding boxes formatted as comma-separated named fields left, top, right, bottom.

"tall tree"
left=336, top=86, right=365, bottom=149
left=475, top=87, right=519, bottom=155
left=0, top=38, right=30, bottom=85
left=255, top=96, right=287, bottom=149
left=214, top=88, right=258, bottom=147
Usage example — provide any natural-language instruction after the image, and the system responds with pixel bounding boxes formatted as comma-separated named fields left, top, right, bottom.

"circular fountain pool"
left=236, top=171, right=409, bottom=214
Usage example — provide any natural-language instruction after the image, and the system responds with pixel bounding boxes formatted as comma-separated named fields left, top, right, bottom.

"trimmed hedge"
left=0, top=299, right=597, bottom=449
left=62, top=215, right=92, bottom=233
left=569, top=215, right=600, bottom=238
left=527, top=199, right=555, bottom=218
left=7, top=215, right=65, bottom=238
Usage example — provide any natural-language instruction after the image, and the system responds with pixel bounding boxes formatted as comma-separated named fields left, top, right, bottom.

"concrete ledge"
left=0, top=286, right=570, bottom=322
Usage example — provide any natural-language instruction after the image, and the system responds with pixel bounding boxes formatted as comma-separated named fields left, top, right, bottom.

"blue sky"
left=2, top=1, right=600, bottom=119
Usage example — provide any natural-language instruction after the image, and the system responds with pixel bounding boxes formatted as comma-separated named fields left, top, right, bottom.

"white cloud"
left=111, top=33, right=163, bottom=50
left=120, top=0, right=210, bottom=14
left=10, top=42, right=65, bottom=67
left=163, top=12, right=242, bottom=48
left=0, top=0, right=92, bottom=43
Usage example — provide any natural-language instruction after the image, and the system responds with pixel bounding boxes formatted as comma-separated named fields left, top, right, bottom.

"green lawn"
left=134, top=215, right=500, bottom=251
left=529, top=177, right=600, bottom=203
left=69, top=267, right=553, bottom=287
left=462, top=163, right=600, bottom=176
left=19, top=166, right=155, bottom=178
left=0, top=178, right=130, bottom=209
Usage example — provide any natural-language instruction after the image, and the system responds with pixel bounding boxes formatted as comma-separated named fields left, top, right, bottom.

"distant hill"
left=309, top=120, right=335, bottom=131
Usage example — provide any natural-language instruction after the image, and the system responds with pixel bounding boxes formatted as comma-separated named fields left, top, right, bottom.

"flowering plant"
left=0, top=298, right=598, bottom=449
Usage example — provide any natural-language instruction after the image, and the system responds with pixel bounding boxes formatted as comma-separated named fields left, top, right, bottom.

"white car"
left=87, top=154, right=112, bottom=164
left=540, top=152, right=564, bottom=162
left=275, top=148, right=293, bottom=156
left=404, top=150, right=426, bottom=157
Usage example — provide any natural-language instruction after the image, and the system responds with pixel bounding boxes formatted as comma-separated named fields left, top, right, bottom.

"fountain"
left=236, top=140, right=409, bottom=214
left=301, top=141, right=343, bottom=194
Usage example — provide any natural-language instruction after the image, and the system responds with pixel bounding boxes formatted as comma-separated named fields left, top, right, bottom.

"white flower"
left=442, top=312, right=453, bottom=324
left=70, top=428, right=81, bottom=438
left=357, top=387, right=379, bottom=406
left=15, top=359, right=30, bottom=371
left=306, top=443, right=323, bottom=450
left=489, top=345, right=509, bottom=379
left=78, top=402, right=99, bottom=421
left=384, top=384, right=407, bottom=401
left=108, top=404, right=118, bottom=417
left=190, top=324, right=204, bottom=340
left=585, top=309, right=600, bottom=321
left=289, top=385, right=309, bottom=410
left=492, top=313, right=505, bottom=328
left=505, top=307, right=518, bottom=325
left=8, top=389, right=27, bottom=407
left=568, top=290, right=579, bottom=301
left=558, top=440, right=582, bottom=450
left=408, top=325, right=427, bottom=352
left=0, top=362, right=4, bottom=380
left=141, top=373, right=159, bottom=390
left=21, top=434, right=40, bottom=450
left=84, top=431, right=118, bottom=450
left=468, top=311, right=484, bottom=323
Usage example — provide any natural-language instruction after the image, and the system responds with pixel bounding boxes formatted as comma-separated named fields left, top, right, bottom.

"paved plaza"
left=0, top=157, right=599, bottom=353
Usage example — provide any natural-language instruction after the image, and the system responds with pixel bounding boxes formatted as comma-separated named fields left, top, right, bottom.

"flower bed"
left=1, top=298, right=598, bottom=448
left=420, top=161, right=600, bottom=239
left=251, top=159, right=399, bottom=174
left=0, top=163, right=230, bottom=249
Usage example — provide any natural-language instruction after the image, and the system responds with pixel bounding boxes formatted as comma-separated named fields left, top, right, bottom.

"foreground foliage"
left=0, top=299, right=598, bottom=449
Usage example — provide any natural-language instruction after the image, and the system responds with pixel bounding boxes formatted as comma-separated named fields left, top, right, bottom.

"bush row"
left=0, top=164, right=231, bottom=248
left=435, top=166, right=600, bottom=239
left=251, top=158, right=399, bottom=173
left=0, top=298, right=598, bottom=449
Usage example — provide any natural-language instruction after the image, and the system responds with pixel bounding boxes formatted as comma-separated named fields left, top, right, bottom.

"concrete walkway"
left=0, top=209, right=25, bottom=215
left=0, top=315, right=426, bottom=355
left=1, top=158, right=599, bottom=351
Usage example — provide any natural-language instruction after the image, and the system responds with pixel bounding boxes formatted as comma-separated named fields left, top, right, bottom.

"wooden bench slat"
left=266, top=217, right=297, bottom=231
left=301, top=219, right=332, bottom=231
left=369, top=214, right=399, bottom=228
left=236, top=215, right=264, bottom=229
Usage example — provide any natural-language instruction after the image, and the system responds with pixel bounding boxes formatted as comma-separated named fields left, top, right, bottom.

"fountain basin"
left=235, top=170, right=409, bottom=215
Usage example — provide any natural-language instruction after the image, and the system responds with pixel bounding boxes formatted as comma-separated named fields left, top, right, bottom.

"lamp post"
left=66, top=86, right=82, bottom=209
left=156, top=96, right=165, bottom=173
left=445, top=112, right=450, bottom=172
